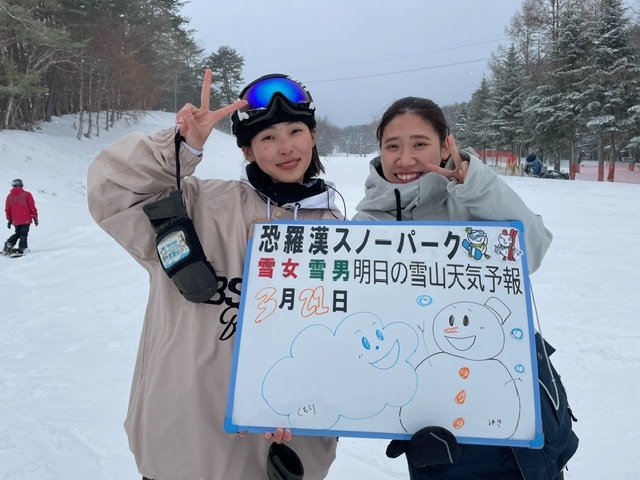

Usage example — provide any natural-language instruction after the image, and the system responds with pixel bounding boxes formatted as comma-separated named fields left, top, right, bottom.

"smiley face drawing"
left=400, top=298, right=522, bottom=439
left=262, top=312, right=420, bottom=429
left=337, top=312, right=416, bottom=370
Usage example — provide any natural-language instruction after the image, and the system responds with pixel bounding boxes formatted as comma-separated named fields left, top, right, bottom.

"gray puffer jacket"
left=353, top=152, right=552, bottom=273
left=354, top=153, right=579, bottom=479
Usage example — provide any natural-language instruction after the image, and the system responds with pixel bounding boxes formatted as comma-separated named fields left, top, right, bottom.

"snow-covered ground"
left=1, top=112, right=639, bottom=479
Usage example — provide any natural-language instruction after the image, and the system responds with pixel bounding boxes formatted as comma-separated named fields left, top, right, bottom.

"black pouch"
left=267, top=442, right=304, bottom=480
left=143, top=189, right=218, bottom=303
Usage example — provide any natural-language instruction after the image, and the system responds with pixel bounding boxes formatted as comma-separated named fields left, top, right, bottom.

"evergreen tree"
left=627, top=103, right=640, bottom=169
left=338, top=124, right=377, bottom=156
left=459, top=76, right=494, bottom=156
left=0, top=0, right=79, bottom=129
left=522, top=1, right=591, bottom=178
left=315, top=116, right=342, bottom=156
left=205, top=46, right=244, bottom=134
left=0, top=0, right=199, bottom=130
left=582, top=0, right=640, bottom=181
left=489, top=45, right=528, bottom=155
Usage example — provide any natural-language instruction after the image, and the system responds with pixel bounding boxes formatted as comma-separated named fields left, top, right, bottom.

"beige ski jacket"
left=87, top=127, right=340, bottom=480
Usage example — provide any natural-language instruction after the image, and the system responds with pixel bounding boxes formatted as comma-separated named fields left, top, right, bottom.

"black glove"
left=267, top=442, right=304, bottom=480
left=34, top=218, right=38, bottom=226
left=386, top=426, right=461, bottom=468
left=7, top=221, right=11, bottom=229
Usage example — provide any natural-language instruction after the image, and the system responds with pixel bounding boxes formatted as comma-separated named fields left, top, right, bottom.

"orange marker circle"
left=459, top=367, right=470, bottom=379
left=453, top=417, right=465, bottom=429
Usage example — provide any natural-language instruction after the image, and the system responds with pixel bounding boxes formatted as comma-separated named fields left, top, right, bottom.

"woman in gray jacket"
left=353, top=97, right=577, bottom=480
left=88, top=70, right=341, bottom=480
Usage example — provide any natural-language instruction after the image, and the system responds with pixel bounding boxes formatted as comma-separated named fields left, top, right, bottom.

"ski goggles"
left=235, top=74, right=315, bottom=126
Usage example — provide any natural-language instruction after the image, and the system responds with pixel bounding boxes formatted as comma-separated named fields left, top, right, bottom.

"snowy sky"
left=1, top=112, right=640, bottom=479
left=180, top=0, right=521, bottom=126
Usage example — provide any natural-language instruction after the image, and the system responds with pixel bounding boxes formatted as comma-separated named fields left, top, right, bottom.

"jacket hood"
left=9, top=187, right=25, bottom=195
left=354, top=156, right=450, bottom=221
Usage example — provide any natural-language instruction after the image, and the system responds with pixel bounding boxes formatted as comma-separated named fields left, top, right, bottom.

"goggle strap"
left=238, top=95, right=314, bottom=128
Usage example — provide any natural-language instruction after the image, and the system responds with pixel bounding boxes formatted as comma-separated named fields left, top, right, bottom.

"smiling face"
left=498, top=231, right=512, bottom=247
left=432, top=302, right=506, bottom=360
left=335, top=312, right=418, bottom=370
left=242, top=121, right=315, bottom=183
left=379, top=113, right=450, bottom=184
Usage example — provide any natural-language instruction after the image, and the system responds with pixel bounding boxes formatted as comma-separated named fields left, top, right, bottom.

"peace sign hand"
left=175, top=69, right=248, bottom=151
left=422, top=134, right=469, bottom=183
left=444, top=135, right=469, bottom=184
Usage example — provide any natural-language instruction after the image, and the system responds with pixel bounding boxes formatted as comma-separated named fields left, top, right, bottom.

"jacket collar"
left=355, top=156, right=449, bottom=220
left=239, top=164, right=340, bottom=213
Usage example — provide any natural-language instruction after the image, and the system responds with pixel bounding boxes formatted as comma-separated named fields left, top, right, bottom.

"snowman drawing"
left=399, top=297, right=522, bottom=439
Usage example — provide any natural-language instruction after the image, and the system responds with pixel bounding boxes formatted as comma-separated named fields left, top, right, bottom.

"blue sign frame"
left=225, top=220, right=543, bottom=448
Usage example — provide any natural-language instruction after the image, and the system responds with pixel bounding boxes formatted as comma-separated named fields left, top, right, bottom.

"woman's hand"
left=175, top=69, right=248, bottom=151
left=446, top=135, right=469, bottom=183
left=237, top=427, right=292, bottom=443
left=264, top=427, right=293, bottom=443
left=423, top=134, right=469, bottom=183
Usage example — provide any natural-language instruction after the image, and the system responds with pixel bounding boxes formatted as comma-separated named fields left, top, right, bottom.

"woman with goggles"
left=88, top=70, right=341, bottom=480
left=352, top=97, right=578, bottom=480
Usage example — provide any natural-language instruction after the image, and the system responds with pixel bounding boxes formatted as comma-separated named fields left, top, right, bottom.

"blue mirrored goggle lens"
left=240, top=77, right=310, bottom=111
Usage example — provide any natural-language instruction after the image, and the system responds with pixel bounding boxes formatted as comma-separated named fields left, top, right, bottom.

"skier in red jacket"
left=4, top=179, right=38, bottom=255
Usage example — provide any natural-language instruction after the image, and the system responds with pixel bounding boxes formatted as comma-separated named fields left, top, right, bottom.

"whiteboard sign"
left=225, top=220, right=543, bottom=448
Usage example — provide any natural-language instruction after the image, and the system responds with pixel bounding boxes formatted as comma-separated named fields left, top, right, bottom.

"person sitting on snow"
left=525, top=153, right=543, bottom=177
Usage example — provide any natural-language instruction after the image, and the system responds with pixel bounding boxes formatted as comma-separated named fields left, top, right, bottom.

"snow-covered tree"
left=489, top=45, right=528, bottom=155
left=522, top=1, right=591, bottom=178
left=458, top=76, right=495, bottom=156
left=581, top=0, right=640, bottom=181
